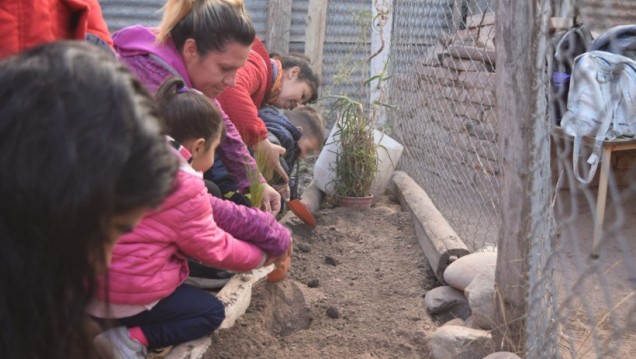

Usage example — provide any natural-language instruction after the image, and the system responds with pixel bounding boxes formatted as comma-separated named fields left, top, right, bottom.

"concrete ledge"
left=164, top=182, right=322, bottom=359
left=391, top=171, right=470, bottom=283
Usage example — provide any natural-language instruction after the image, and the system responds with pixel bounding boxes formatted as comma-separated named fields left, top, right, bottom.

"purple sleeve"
left=208, top=193, right=291, bottom=257
left=118, top=54, right=170, bottom=96
left=213, top=99, right=265, bottom=191
left=117, top=55, right=264, bottom=191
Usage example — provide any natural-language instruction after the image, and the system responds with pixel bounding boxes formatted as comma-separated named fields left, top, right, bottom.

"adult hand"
left=252, top=138, right=288, bottom=183
left=261, top=183, right=281, bottom=216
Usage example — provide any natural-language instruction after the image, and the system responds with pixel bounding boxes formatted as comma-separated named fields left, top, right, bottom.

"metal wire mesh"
left=321, top=0, right=636, bottom=357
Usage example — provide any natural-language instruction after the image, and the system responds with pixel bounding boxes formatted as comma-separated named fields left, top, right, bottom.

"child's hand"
left=273, top=183, right=291, bottom=202
left=264, top=254, right=286, bottom=267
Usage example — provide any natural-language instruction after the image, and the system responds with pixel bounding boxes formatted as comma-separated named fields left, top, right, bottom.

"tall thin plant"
left=330, top=95, right=378, bottom=197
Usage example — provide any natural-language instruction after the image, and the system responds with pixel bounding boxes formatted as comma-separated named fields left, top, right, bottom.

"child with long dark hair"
left=0, top=41, right=178, bottom=359
left=91, top=78, right=292, bottom=358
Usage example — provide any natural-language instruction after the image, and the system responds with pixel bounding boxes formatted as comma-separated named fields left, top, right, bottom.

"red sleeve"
left=217, top=51, right=269, bottom=147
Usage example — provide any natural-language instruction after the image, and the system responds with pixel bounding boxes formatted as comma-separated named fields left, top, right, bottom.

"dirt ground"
left=203, top=194, right=440, bottom=359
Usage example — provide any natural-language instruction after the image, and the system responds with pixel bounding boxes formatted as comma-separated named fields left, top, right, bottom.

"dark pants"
left=118, top=284, right=225, bottom=349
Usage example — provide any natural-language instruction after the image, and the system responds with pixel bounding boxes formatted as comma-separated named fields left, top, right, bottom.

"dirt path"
left=203, top=195, right=439, bottom=359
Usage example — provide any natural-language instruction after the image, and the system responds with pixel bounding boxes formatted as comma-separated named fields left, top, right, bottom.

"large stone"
left=425, top=286, right=468, bottom=314
left=425, top=285, right=471, bottom=322
left=428, top=325, right=492, bottom=359
left=465, top=266, right=497, bottom=329
left=482, top=352, right=522, bottom=359
left=444, top=252, right=497, bottom=291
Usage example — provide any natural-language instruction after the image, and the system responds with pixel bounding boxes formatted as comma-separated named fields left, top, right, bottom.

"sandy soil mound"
left=204, top=195, right=440, bottom=359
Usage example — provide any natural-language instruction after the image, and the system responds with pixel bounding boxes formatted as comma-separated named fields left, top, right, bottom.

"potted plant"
left=330, top=95, right=378, bottom=208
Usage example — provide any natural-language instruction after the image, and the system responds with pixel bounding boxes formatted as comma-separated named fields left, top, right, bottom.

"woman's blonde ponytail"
left=156, top=0, right=195, bottom=44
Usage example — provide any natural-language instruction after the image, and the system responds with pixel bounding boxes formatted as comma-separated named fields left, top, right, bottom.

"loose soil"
left=203, top=194, right=440, bottom=359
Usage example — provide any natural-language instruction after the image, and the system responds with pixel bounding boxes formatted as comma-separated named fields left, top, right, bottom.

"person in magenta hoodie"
left=90, top=78, right=292, bottom=358
left=112, top=0, right=283, bottom=215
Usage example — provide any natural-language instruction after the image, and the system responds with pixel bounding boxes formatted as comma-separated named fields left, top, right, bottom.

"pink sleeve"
left=175, top=179, right=264, bottom=272
left=209, top=194, right=291, bottom=257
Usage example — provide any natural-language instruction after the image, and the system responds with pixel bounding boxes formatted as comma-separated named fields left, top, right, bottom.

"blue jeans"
left=118, top=284, right=225, bottom=349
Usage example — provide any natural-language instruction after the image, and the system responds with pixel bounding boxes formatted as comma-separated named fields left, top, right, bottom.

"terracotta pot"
left=337, top=194, right=374, bottom=209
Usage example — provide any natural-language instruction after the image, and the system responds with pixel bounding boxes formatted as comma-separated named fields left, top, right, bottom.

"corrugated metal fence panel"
left=320, top=0, right=372, bottom=105
left=290, top=0, right=309, bottom=49
left=102, top=0, right=268, bottom=36
left=101, top=0, right=163, bottom=33
left=243, top=0, right=268, bottom=40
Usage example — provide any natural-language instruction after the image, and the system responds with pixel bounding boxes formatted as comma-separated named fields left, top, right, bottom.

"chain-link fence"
left=316, top=0, right=636, bottom=356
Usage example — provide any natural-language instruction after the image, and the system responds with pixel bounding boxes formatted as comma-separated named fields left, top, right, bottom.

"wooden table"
left=551, top=126, right=636, bottom=258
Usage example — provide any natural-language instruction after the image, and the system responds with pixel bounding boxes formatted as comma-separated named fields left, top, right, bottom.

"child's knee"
left=202, top=298, right=226, bottom=331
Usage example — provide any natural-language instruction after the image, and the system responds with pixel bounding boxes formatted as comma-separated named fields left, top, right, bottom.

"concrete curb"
left=164, top=182, right=323, bottom=359
left=390, top=171, right=470, bottom=284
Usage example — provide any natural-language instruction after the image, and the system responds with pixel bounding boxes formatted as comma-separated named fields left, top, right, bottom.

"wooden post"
left=266, top=0, right=292, bottom=54
left=305, top=0, right=328, bottom=79
left=494, top=1, right=552, bottom=356
left=370, top=0, right=393, bottom=127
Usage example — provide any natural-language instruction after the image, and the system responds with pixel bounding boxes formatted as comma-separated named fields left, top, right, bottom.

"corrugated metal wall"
left=100, top=0, right=452, bottom=108
left=101, top=0, right=269, bottom=37
left=100, top=0, right=163, bottom=32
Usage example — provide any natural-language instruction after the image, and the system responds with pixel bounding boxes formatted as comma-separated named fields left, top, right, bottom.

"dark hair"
left=285, top=106, right=325, bottom=149
left=273, top=52, right=320, bottom=103
left=157, top=0, right=255, bottom=54
left=155, top=77, right=226, bottom=147
left=0, top=41, right=178, bottom=358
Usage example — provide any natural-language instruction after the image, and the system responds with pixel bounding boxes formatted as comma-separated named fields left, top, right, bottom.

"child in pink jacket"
left=90, top=78, right=292, bottom=359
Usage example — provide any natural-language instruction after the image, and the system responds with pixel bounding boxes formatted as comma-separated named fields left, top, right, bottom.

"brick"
left=458, top=71, right=497, bottom=90
left=442, top=55, right=492, bottom=73
left=466, top=12, right=496, bottom=28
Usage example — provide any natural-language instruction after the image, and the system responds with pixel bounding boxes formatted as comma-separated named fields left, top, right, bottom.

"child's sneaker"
left=93, top=326, right=148, bottom=359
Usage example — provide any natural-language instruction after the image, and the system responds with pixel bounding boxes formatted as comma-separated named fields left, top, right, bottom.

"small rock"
left=465, top=265, right=496, bottom=330
left=428, top=325, right=492, bottom=359
left=482, top=352, right=522, bottom=359
left=424, top=286, right=468, bottom=314
left=442, top=318, right=465, bottom=327
left=326, top=306, right=340, bottom=319
left=329, top=226, right=336, bottom=231
left=306, top=279, right=320, bottom=288
left=324, top=256, right=338, bottom=266
left=296, top=242, right=312, bottom=253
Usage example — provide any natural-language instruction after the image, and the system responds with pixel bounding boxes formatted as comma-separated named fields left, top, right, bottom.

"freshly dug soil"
left=203, top=194, right=440, bottom=359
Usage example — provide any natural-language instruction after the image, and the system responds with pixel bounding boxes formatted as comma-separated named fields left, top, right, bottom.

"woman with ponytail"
left=112, top=0, right=283, bottom=215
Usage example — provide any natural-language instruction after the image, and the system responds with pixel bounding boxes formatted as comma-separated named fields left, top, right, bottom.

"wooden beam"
left=266, top=0, right=292, bottom=54
left=305, top=0, right=329, bottom=79
left=494, top=1, right=553, bottom=357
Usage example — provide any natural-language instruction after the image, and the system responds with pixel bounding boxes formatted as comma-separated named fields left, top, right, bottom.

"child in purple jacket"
left=90, top=78, right=292, bottom=358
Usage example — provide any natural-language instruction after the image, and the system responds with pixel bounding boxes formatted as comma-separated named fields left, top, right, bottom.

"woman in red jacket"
left=216, top=41, right=319, bottom=193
